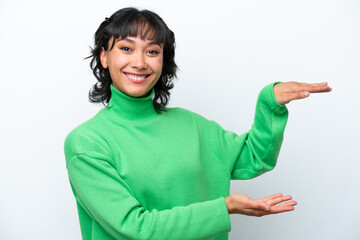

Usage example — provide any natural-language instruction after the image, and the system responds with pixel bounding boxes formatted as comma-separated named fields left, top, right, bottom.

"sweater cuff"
left=262, top=82, right=288, bottom=115
left=218, top=197, right=231, bottom=233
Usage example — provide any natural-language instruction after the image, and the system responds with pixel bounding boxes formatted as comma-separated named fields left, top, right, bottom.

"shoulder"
left=64, top=111, right=112, bottom=165
left=64, top=110, right=105, bottom=144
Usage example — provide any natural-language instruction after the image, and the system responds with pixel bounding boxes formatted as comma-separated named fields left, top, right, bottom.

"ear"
left=100, top=47, right=108, bottom=69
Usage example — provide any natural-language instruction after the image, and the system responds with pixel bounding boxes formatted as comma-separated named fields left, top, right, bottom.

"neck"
left=107, top=84, right=159, bottom=121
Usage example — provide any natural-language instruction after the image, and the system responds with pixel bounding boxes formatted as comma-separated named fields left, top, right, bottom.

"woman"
left=64, top=7, right=331, bottom=240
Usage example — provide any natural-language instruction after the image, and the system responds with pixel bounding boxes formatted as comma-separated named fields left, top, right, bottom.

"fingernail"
left=264, top=205, right=270, bottom=211
left=304, top=92, right=309, bottom=97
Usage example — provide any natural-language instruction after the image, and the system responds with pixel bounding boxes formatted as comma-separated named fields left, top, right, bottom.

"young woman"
left=64, top=7, right=332, bottom=240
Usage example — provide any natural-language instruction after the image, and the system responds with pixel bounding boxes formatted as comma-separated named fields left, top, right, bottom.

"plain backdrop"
left=1, top=0, right=359, bottom=239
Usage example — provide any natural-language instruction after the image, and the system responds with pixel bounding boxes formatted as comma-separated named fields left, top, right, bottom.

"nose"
left=131, top=53, right=147, bottom=70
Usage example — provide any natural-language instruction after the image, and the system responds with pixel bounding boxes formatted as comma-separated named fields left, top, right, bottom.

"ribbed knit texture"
left=64, top=82, right=288, bottom=240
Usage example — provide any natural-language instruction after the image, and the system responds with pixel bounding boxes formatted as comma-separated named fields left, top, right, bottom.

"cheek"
left=148, top=58, right=163, bottom=74
left=108, top=58, right=127, bottom=73
left=156, top=57, right=164, bottom=73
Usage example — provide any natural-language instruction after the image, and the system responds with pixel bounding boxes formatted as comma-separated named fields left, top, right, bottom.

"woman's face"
left=100, top=35, right=163, bottom=98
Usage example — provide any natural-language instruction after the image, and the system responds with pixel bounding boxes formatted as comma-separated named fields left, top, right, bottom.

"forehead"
left=115, top=36, right=162, bottom=45
left=121, top=21, right=161, bottom=41
left=108, top=19, right=167, bottom=48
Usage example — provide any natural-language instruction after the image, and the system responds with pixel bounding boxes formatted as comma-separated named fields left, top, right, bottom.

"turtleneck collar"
left=107, top=84, right=159, bottom=121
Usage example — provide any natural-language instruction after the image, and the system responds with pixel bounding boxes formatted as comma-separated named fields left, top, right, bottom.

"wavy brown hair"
left=86, top=7, right=178, bottom=112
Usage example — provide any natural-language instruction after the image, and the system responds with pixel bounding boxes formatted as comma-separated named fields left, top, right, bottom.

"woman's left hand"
left=273, top=81, right=332, bottom=105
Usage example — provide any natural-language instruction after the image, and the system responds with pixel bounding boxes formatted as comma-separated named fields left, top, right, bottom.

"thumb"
left=252, top=200, right=270, bottom=211
left=287, top=91, right=310, bottom=102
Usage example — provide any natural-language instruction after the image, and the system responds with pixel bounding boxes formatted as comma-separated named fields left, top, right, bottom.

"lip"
left=124, top=72, right=150, bottom=84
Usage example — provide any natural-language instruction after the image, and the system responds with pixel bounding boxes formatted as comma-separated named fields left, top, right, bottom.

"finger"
left=245, top=204, right=295, bottom=216
left=244, top=200, right=297, bottom=216
left=299, top=84, right=332, bottom=93
left=308, top=82, right=328, bottom=86
left=281, top=200, right=297, bottom=207
left=270, top=201, right=297, bottom=213
left=308, top=87, right=332, bottom=93
left=266, top=195, right=292, bottom=206
left=262, top=193, right=283, bottom=202
left=270, top=205, right=296, bottom=214
left=309, top=87, right=332, bottom=93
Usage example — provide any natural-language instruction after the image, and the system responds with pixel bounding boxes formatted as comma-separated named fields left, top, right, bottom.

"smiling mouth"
left=124, top=72, right=150, bottom=82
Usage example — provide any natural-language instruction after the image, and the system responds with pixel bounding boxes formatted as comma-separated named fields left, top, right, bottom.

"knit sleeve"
left=217, top=82, right=289, bottom=180
left=64, top=130, right=231, bottom=240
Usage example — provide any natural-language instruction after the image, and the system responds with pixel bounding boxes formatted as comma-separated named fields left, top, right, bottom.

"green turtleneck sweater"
left=64, top=82, right=288, bottom=240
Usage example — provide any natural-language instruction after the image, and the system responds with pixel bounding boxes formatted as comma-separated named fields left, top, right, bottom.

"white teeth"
left=126, top=73, right=147, bottom=81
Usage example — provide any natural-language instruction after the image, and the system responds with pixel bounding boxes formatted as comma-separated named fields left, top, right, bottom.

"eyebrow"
left=115, top=38, right=162, bottom=48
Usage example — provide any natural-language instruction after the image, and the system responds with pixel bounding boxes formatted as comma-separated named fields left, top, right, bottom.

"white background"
left=1, top=0, right=359, bottom=239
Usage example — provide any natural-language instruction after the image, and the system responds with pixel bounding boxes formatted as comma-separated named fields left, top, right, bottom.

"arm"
left=65, top=133, right=231, bottom=240
left=217, top=82, right=289, bottom=180
left=221, top=81, right=331, bottom=215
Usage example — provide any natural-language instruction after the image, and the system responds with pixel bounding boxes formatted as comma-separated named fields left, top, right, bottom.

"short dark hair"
left=87, top=7, right=178, bottom=112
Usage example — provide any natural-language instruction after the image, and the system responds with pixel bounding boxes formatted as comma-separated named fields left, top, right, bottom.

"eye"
left=148, top=50, right=159, bottom=55
left=120, top=46, right=131, bottom=52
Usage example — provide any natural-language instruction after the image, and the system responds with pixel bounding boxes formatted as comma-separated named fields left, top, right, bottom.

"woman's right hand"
left=225, top=193, right=297, bottom=216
